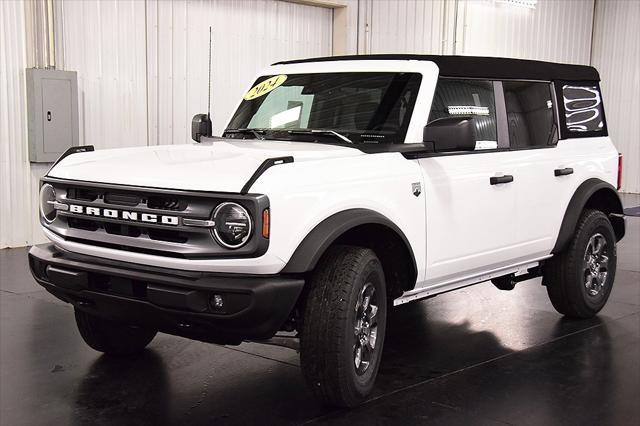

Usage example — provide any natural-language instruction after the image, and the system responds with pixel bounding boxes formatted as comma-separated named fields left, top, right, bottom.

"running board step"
left=491, top=266, right=542, bottom=291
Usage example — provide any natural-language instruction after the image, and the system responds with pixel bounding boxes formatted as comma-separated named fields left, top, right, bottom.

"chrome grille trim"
left=182, top=219, right=216, bottom=228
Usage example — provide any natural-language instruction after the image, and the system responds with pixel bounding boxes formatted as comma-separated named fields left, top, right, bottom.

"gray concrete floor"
left=1, top=195, right=639, bottom=425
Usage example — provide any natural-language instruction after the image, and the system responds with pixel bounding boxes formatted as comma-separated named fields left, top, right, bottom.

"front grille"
left=68, top=217, right=100, bottom=231
left=103, top=222, right=142, bottom=238
left=147, top=195, right=183, bottom=210
left=67, top=187, right=98, bottom=202
left=104, top=192, right=140, bottom=206
left=148, top=228, right=188, bottom=243
left=42, top=178, right=269, bottom=258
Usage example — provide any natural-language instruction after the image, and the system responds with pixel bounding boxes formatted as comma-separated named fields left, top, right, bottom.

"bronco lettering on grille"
left=67, top=204, right=179, bottom=226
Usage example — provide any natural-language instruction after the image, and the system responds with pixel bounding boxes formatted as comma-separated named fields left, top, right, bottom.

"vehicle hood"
left=48, top=139, right=363, bottom=192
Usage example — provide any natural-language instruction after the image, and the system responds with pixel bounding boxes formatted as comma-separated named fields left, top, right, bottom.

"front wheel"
left=544, top=209, right=617, bottom=318
left=300, top=245, right=387, bottom=407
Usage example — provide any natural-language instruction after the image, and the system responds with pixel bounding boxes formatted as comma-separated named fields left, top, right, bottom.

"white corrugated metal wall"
left=60, top=0, right=148, bottom=150
left=591, top=0, right=640, bottom=194
left=457, top=0, right=594, bottom=64
left=362, top=0, right=595, bottom=65
left=360, top=0, right=456, bottom=55
left=1, top=0, right=25, bottom=248
left=1, top=0, right=49, bottom=248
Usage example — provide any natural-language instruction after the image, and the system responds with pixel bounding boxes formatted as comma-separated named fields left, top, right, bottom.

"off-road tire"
left=544, top=209, right=617, bottom=318
left=300, top=245, right=387, bottom=407
left=75, top=309, right=157, bottom=355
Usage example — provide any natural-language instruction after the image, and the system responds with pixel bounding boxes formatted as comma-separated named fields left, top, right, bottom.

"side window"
left=429, top=79, right=497, bottom=150
left=503, top=81, right=556, bottom=149
left=561, top=83, right=605, bottom=133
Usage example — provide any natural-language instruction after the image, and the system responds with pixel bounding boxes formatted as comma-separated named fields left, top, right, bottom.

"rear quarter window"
left=558, top=82, right=608, bottom=138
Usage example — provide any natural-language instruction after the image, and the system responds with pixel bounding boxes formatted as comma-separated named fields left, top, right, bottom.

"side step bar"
left=394, top=256, right=552, bottom=306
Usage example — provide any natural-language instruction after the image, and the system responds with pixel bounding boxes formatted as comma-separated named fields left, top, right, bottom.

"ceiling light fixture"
left=495, top=0, right=537, bottom=9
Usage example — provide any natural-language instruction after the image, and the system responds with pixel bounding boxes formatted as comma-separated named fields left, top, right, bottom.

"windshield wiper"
left=288, top=129, right=354, bottom=144
left=225, top=128, right=354, bottom=144
left=224, top=128, right=265, bottom=140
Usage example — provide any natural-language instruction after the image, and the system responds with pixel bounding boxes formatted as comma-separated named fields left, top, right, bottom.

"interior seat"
left=504, top=91, right=531, bottom=148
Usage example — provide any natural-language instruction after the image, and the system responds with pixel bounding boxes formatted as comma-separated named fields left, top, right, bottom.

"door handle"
left=490, top=175, right=514, bottom=185
left=554, top=167, right=574, bottom=176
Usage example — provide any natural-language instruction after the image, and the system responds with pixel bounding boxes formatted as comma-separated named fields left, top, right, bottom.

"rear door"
left=501, top=80, right=573, bottom=257
left=417, top=78, right=521, bottom=287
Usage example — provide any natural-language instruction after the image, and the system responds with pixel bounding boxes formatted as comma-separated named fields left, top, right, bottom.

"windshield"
left=225, top=72, right=422, bottom=144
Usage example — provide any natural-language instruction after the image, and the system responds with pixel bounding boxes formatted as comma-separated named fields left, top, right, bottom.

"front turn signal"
left=262, top=208, right=270, bottom=239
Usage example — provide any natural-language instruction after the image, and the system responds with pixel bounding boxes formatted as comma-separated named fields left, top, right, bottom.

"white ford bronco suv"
left=29, top=55, right=626, bottom=407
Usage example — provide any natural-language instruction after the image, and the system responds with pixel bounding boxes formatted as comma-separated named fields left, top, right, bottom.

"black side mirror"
left=192, top=114, right=212, bottom=142
left=423, top=116, right=476, bottom=153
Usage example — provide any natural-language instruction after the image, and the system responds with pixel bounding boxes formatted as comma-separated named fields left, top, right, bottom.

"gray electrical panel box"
left=26, top=69, right=79, bottom=163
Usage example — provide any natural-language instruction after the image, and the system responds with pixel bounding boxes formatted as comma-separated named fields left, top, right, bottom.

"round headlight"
left=212, top=202, right=253, bottom=249
left=39, top=184, right=57, bottom=223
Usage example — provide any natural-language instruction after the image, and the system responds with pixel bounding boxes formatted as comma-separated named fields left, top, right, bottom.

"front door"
left=419, top=152, right=520, bottom=287
left=417, top=78, right=521, bottom=287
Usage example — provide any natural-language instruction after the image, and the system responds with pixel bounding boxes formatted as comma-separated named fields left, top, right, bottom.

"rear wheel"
left=300, top=245, right=387, bottom=407
left=544, top=209, right=617, bottom=318
left=75, top=309, right=157, bottom=356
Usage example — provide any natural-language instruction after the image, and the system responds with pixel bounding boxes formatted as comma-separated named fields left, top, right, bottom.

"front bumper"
left=28, top=244, right=304, bottom=345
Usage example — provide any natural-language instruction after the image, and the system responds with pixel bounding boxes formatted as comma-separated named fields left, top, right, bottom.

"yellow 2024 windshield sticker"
left=244, top=75, right=287, bottom=100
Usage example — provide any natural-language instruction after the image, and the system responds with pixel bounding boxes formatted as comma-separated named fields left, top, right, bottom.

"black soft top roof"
left=273, top=54, right=600, bottom=82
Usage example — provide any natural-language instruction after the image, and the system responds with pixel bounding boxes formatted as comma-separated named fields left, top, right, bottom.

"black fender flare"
left=281, top=208, right=417, bottom=279
left=552, top=178, right=625, bottom=254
